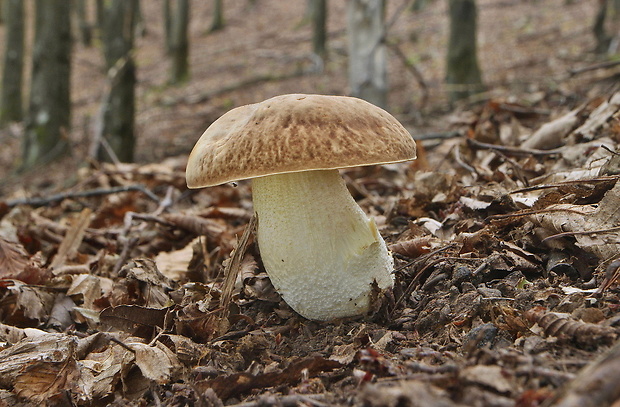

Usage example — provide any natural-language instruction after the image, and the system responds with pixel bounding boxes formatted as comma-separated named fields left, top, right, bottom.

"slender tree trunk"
left=75, top=0, right=92, bottom=46
left=0, top=0, right=24, bottom=125
left=22, top=0, right=72, bottom=168
left=97, top=0, right=137, bottom=162
left=170, top=0, right=190, bottom=84
left=594, top=0, right=611, bottom=54
left=446, top=0, right=483, bottom=103
left=163, top=0, right=173, bottom=54
left=346, top=0, right=387, bottom=109
left=210, top=0, right=224, bottom=32
left=311, top=0, right=327, bottom=58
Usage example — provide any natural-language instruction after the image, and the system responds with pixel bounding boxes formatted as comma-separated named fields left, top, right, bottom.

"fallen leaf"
left=128, top=341, right=181, bottom=384
left=100, top=305, right=169, bottom=336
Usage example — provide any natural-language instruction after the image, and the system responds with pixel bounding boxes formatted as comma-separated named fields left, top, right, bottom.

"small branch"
left=466, top=138, right=564, bottom=157
left=569, top=59, right=620, bottom=76
left=6, top=185, right=160, bottom=207
left=541, top=225, right=620, bottom=243
left=509, top=175, right=620, bottom=194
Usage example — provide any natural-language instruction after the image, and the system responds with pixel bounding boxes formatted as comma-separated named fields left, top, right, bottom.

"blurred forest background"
left=0, top=0, right=617, bottom=196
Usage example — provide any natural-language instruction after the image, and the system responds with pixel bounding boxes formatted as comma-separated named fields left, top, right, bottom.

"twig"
left=569, top=59, right=620, bottom=76
left=6, top=184, right=160, bottom=207
left=227, top=394, right=328, bottom=407
left=542, top=225, right=620, bottom=243
left=454, top=143, right=477, bottom=175
left=486, top=207, right=601, bottom=221
left=217, top=214, right=257, bottom=336
left=414, top=131, right=462, bottom=141
left=508, top=175, right=620, bottom=195
left=466, top=138, right=564, bottom=156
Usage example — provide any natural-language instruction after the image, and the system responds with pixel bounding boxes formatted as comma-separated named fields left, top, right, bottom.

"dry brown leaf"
left=574, top=92, right=620, bottom=141
left=13, top=353, right=78, bottom=403
left=67, top=274, right=114, bottom=310
left=120, top=258, right=175, bottom=308
left=7, top=282, right=55, bottom=323
left=0, top=238, right=28, bottom=278
left=532, top=181, right=620, bottom=263
left=155, top=238, right=195, bottom=281
left=77, top=343, right=126, bottom=401
left=99, top=305, right=169, bottom=336
left=389, top=236, right=439, bottom=258
left=163, top=213, right=226, bottom=237
left=521, top=108, right=580, bottom=150
left=128, top=341, right=181, bottom=384
left=0, top=333, right=76, bottom=392
left=525, top=306, right=617, bottom=347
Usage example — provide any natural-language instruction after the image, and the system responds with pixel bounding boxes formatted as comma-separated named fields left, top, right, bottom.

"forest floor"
left=3, top=0, right=620, bottom=406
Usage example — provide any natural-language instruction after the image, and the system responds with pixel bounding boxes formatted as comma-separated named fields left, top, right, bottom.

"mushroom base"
left=251, top=169, right=394, bottom=321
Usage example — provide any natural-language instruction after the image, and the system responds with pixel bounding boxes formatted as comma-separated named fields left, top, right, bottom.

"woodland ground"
left=2, top=1, right=620, bottom=406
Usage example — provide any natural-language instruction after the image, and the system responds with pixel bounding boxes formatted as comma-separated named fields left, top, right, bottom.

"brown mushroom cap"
left=186, top=94, right=416, bottom=188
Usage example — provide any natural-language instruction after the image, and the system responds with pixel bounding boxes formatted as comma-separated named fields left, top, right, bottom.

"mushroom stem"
left=251, top=169, right=394, bottom=321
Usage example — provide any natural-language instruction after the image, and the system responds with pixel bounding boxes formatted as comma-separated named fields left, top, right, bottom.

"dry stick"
left=541, top=225, right=620, bottom=243
left=569, top=59, right=620, bottom=76
left=486, top=207, right=600, bottom=222
left=508, top=175, right=620, bottom=195
left=217, top=214, right=257, bottom=337
left=6, top=184, right=160, bottom=207
left=466, top=138, right=564, bottom=157
left=49, top=207, right=93, bottom=270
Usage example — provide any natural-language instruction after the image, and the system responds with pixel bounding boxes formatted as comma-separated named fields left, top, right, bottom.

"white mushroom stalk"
left=252, top=169, right=393, bottom=321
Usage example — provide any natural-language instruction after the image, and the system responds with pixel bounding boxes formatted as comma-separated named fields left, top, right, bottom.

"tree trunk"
left=346, top=0, right=387, bottom=109
left=163, top=0, right=172, bottom=54
left=97, top=0, right=137, bottom=162
left=170, top=0, right=190, bottom=84
left=446, top=0, right=483, bottom=103
left=0, top=0, right=24, bottom=125
left=22, top=0, right=72, bottom=169
left=594, top=0, right=611, bottom=54
left=75, top=0, right=92, bottom=46
left=311, top=0, right=327, bottom=58
left=210, top=0, right=224, bottom=32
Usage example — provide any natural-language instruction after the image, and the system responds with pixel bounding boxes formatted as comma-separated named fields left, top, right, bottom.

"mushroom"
left=186, top=94, right=416, bottom=321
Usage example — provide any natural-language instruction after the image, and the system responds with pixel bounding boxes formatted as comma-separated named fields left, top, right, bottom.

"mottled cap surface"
left=186, top=94, right=416, bottom=188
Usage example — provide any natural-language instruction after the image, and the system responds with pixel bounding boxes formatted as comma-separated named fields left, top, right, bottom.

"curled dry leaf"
left=0, top=237, right=47, bottom=284
left=6, top=282, right=55, bottom=324
left=128, top=340, right=182, bottom=384
left=163, top=213, right=226, bottom=238
left=532, top=181, right=620, bottom=264
left=0, top=333, right=77, bottom=399
left=120, top=258, right=175, bottom=308
left=520, top=108, right=580, bottom=150
left=525, top=306, right=617, bottom=347
left=389, top=236, right=439, bottom=258
left=76, top=341, right=127, bottom=401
